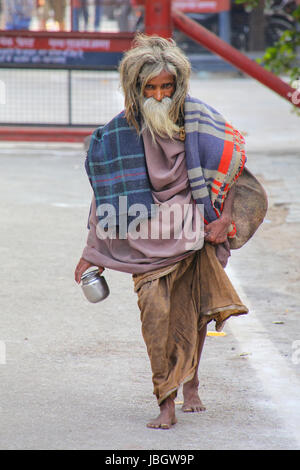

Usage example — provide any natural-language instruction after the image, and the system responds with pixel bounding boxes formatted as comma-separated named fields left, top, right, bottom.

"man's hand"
left=204, top=214, right=231, bottom=245
left=74, top=257, right=104, bottom=284
left=205, top=184, right=236, bottom=245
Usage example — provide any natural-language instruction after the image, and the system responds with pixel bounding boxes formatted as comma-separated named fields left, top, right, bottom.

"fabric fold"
left=133, top=243, right=248, bottom=404
left=85, top=95, right=246, bottom=243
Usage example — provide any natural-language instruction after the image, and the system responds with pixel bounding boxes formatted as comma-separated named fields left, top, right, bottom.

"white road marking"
left=226, top=265, right=300, bottom=447
left=51, top=203, right=89, bottom=208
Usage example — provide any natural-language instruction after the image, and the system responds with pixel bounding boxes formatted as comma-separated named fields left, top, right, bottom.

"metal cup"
left=81, top=268, right=110, bottom=303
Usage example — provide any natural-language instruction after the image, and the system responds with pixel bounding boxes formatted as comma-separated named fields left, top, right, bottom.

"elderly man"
left=75, top=35, right=249, bottom=429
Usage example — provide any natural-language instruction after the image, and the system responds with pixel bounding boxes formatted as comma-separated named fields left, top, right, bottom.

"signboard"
left=172, top=0, right=230, bottom=12
left=0, top=32, right=134, bottom=68
left=133, top=0, right=230, bottom=11
left=0, top=1, right=231, bottom=68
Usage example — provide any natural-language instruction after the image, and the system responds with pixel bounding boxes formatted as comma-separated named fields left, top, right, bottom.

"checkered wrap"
left=85, top=95, right=246, bottom=238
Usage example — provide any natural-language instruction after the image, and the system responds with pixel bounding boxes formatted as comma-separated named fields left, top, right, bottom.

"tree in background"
left=236, top=0, right=300, bottom=110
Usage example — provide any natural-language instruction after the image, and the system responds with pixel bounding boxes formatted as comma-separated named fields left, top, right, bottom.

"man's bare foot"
left=182, top=381, right=206, bottom=412
left=147, top=396, right=177, bottom=429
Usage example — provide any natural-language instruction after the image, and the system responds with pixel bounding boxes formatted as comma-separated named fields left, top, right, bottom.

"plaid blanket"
left=85, top=95, right=246, bottom=238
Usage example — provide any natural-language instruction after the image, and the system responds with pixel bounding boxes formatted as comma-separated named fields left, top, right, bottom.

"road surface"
left=0, top=74, right=299, bottom=450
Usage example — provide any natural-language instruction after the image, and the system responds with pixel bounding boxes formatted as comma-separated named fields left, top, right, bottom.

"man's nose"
left=153, top=89, right=164, bottom=101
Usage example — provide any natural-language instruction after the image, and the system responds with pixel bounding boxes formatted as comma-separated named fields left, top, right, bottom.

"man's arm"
left=204, top=185, right=236, bottom=245
left=74, top=197, right=105, bottom=284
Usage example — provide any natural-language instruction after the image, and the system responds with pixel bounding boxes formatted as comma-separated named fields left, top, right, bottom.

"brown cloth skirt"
left=132, top=243, right=248, bottom=405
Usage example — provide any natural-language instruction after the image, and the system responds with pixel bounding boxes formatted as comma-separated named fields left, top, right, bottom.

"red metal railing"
left=144, top=0, right=172, bottom=37
left=0, top=0, right=298, bottom=142
left=172, top=8, right=300, bottom=108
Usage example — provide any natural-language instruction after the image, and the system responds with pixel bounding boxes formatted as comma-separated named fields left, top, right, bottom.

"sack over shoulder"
left=229, top=167, right=268, bottom=250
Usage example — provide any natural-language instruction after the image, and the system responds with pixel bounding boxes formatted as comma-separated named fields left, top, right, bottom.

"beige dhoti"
left=133, top=243, right=248, bottom=405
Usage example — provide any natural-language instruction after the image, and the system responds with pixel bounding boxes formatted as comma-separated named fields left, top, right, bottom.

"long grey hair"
left=118, top=34, right=191, bottom=133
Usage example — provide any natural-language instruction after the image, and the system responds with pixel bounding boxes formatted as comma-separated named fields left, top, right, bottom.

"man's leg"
left=147, top=324, right=207, bottom=427
left=147, top=393, right=177, bottom=430
left=133, top=254, right=201, bottom=429
left=182, top=324, right=207, bottom=412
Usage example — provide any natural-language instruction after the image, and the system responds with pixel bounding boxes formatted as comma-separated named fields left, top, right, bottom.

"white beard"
left=141, top=96, right=179, bottom=141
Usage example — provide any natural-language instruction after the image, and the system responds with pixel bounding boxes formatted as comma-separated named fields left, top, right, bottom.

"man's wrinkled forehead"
left=145, top=71, right=175, bottom=85
left=138, top=61, right=177, bottom=82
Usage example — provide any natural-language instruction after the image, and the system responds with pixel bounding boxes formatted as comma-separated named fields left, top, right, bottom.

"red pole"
left=145, top=0, right=172, bottom=38
left=70, top=0, right=75, bottom=32
left=172, top=9, right=300, bottom=108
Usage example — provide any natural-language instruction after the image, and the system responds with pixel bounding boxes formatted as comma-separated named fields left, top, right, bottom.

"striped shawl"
left=85, top=95, right=246, bottom=239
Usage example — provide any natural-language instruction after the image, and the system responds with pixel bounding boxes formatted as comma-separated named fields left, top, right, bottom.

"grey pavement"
left=0, top=74, right=300, bottom=450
